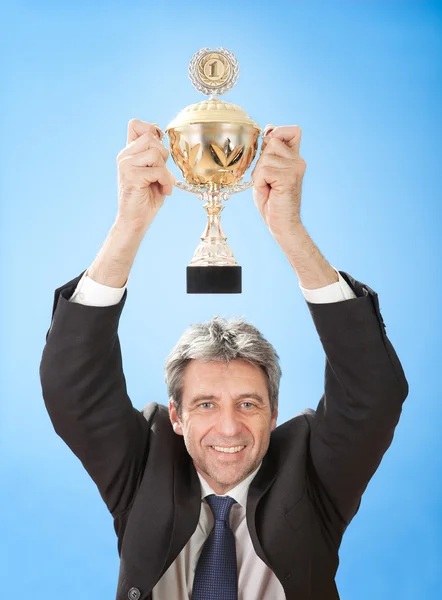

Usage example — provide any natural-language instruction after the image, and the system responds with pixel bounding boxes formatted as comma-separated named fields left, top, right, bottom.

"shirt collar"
left=197, top=463, right=262, bottom=509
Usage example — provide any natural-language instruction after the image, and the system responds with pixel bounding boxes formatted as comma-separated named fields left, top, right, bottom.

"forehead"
left=182, top=359, right=268, bottom=392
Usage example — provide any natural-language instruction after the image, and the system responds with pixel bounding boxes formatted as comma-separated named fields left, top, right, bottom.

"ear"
left=270, top=405, right=278, bottom=431
left=169, top=397, right=184, bottom=436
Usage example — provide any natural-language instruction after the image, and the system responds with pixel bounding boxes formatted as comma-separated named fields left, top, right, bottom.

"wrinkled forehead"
left=181, top=359, right=269, bottom=404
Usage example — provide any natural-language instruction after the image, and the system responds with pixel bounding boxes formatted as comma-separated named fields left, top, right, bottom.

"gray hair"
left=165, top=316, right=281, bottom=417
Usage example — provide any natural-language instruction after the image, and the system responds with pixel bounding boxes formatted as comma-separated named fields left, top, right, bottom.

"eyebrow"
left=188, top=393, right=266, bottom=407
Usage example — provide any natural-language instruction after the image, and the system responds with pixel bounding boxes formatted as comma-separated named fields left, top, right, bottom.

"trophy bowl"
left=165, top=49, right=262, bottom=294
left=167, top=102, right=260, bottom=187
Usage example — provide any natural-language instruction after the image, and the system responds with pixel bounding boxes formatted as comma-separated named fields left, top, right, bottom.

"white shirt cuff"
left=69, top=272, right=127, bottom=307
left=300, top=268, right=356, bottom=304
left=69, top=268, right=355, bottom=306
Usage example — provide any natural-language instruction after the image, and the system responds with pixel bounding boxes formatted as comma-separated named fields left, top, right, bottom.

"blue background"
left=1, top=1, right=441, bottom=598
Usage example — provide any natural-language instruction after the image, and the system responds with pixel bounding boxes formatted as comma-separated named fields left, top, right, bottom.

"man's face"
left=169, top=359, right=278, bottom=495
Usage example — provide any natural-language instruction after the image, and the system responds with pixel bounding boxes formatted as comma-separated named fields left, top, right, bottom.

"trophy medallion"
left=166, top=48, right=261, bottom=294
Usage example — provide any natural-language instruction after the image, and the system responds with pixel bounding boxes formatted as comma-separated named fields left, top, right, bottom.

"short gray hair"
left=165, top=316, right=281, bottom=417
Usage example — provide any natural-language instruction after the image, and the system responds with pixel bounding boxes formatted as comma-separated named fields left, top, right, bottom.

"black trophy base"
left=187, top=266, right=242, bottom=294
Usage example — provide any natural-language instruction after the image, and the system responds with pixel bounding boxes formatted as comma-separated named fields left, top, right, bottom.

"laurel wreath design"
left=189, top=47, right=239, bottom=96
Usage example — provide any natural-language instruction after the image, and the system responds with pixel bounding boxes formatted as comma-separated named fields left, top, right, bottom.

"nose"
left=215, top=405, right=243, bottom=439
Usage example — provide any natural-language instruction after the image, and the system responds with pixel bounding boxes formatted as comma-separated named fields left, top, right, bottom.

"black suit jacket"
left=40, top=271, right=408, bottom=600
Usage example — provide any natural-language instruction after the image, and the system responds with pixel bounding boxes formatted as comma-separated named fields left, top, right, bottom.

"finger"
left=252, top=165, right=281, bottom=195
left=127, top=119, right=164, bottom=144
left=260, top=138, right=294, bottom=161
left=118, top=132, right=169, bottom=162
left=252, top=179, right=270, bottom=212
left=123, top=165, right=176, bottom=195
left=252, top=152, right=293, bottom=179
left=252, top=164, right=274, bottom=205
left=267, top=125, right=302, bottom=154
left=140, top=166, right=175, bottom=195
left=128, top=148, right=166, bottom=168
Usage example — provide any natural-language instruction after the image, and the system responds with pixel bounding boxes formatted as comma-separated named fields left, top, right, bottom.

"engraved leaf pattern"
left=210, top=143, right=245, bottom=168
left=183, top=142, right=201, bottom=168
left=227, top=145, right=244, bottom=166
left=210, top=144, right=228, bottom=167
left=189, top=143, right=201, bottom=167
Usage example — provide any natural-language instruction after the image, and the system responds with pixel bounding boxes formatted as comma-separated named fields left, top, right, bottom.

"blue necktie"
left=192, top=494, right=238, bottom=600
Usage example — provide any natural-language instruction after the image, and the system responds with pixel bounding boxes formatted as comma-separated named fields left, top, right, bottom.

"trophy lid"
left=166, top=98, right=260, bottom=131
left=166, top=48, right=261, bottom=132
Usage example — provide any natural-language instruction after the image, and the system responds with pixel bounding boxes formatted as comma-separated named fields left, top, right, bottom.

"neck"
left=195, top=466, right=238, bottom=495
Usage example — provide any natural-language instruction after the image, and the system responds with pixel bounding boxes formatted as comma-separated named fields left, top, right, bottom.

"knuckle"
left=118, top=156, right=134, bottom=172
left=141, top=133, right=154, bottom=148
left=144, top=132, right=168, bottom=152
left=258, top=156, right=270, bottom=169
left=260, top=164, right=271, bottom=176
left=151, top=148, right=165, bottom=163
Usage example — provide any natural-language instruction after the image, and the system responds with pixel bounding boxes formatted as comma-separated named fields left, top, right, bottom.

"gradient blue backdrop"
left=1, top=1, right=441, bottom=598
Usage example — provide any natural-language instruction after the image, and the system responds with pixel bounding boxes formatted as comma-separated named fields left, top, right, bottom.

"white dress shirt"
left=68, top=268, right=356, bottom=599
left=152, top=464, right=288, bottom=599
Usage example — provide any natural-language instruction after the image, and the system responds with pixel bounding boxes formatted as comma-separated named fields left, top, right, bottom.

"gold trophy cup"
left=165, top=48, right=262, bottom=294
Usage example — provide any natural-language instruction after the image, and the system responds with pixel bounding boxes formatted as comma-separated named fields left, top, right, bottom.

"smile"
left=211, top=445, right=246, bottom=454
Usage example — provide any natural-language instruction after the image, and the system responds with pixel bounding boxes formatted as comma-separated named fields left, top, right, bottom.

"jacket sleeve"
left=305, top=271, right=409, bottom=530
left=39, top=271, right=154, bottom=518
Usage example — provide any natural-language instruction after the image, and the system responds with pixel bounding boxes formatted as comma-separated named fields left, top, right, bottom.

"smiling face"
left=169, top=359, right=278, bottom=494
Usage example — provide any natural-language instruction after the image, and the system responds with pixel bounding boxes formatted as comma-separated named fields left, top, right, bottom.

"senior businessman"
left=40, top=120, right=408, bottom=600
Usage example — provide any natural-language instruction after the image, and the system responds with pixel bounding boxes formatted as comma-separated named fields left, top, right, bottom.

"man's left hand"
left=252, top=125, right=306, bottom=242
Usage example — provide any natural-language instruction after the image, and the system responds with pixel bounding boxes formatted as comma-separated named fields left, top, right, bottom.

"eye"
left=241, top=402, right=255, bottom=409
left=200, top=402, right=214, bottom=409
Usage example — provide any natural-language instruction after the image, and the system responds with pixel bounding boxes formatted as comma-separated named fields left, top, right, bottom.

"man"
left=40, top=120, right=408, bottom=600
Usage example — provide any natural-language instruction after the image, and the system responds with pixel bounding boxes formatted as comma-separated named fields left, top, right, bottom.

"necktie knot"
left=205, top=494, right=237, bottom=523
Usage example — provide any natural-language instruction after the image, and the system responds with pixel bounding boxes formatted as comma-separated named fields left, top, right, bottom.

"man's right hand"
left=116, top=119, right=176, bottom=233
left=85, top=120, right=175, bottom=288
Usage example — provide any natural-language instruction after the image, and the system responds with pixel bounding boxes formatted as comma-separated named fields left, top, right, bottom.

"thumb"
left=253, top=183, right=270, bottom=217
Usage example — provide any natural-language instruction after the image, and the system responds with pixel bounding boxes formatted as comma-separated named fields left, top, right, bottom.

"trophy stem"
left=189, top=190, right=238, bottom=266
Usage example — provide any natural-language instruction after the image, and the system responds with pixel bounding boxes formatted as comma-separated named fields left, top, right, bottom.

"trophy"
left=165, top=48, right=262, bottom=294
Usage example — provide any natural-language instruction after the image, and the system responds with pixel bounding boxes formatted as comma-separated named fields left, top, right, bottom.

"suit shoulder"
left=273, top=408, right=316, bottom=435
left=140, top=402, right=160, bottom=422
left=269, top=409, right=316, bottom=457
left=140, top=402, right=177, bottom=437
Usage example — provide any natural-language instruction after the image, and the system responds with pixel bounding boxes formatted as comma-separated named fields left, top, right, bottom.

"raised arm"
left=304, top=272, right=408, bottom=527
left=252, top=124, right=408, bottom=528
left=40, top=120, right=175, bottom=517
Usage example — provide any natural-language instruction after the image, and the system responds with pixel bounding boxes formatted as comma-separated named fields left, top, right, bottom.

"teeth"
left=212, top=446, right=245, bottom=454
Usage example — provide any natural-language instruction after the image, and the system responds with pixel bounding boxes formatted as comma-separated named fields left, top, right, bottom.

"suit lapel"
left=246, top=450, right=278, bottom=568
left=159, top=437, right=201, bottom=579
